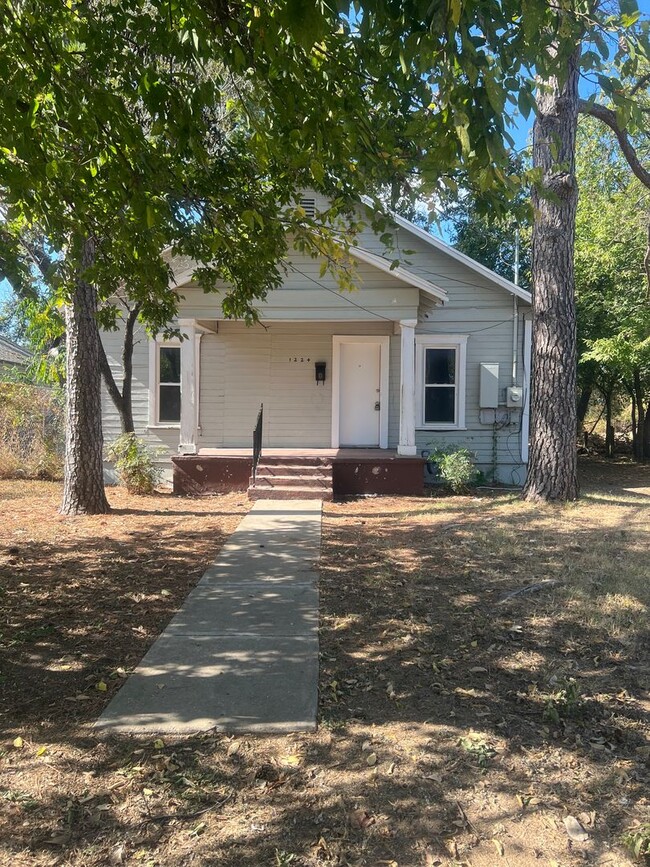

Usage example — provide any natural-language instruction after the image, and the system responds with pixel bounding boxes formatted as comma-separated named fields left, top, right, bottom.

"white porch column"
left=178, top=319, right=197, bottom=454
left=398, top=319, right=417, bottom=456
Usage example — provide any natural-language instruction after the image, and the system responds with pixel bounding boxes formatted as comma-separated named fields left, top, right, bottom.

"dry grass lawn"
left=0, top=459, right=648, bottom=867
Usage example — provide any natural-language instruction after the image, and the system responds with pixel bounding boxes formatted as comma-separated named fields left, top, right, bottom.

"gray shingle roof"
left=0, top=336, right=31, bottom=366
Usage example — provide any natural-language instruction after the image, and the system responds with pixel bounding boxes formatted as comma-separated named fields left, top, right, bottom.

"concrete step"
left=248, top=485, right=332, bottom=501
left=256, top=463, right=332, bottom=477
left=251, top=474, right=332, bottom=488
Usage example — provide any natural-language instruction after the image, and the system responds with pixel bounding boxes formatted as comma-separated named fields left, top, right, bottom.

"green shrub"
left=107, top=433, right=162, bottom=495
left=542, top=677, right=583, bottom=725
left=622, top=822, right=650, bottom=861
left=428, top=446, right=479, bottom=493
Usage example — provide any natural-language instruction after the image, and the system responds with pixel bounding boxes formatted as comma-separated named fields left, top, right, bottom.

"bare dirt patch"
left=1, top=461, right=648, bottom=867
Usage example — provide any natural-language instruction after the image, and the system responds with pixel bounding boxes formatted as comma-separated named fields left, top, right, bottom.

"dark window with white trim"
left=159, top=346, right=181, bottom=423
left=416, top=335, right=467, bottom=429
left=424, top=347, right=456, bottom=424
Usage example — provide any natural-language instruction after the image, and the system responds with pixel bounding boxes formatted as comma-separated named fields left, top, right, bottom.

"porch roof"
left=345, top=245, right=448, bottom=303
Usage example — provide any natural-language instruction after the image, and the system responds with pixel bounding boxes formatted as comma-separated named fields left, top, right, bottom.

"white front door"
left=339, top=341, right=382, bottom=446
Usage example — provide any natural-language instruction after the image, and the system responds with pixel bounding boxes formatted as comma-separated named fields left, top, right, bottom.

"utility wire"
left=289, top=261, right=517, bottom=334
left=287, top=263, right=395, bottom=323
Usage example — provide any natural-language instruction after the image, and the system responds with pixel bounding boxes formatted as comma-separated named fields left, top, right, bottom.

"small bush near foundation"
left=107, top=433, right=162, bottom=495
left=428, top=446, right=479, bottom=493
left=0, top=383, right=64, bottom=479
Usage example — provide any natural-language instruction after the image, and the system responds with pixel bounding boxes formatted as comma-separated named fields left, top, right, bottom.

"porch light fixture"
left=315, top=361, right=326, bottom=385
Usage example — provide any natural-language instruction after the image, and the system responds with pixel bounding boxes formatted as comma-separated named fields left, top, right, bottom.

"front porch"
left=169, top=319, right=421, bottom=459
left=172, top=448, right=425, bottom=499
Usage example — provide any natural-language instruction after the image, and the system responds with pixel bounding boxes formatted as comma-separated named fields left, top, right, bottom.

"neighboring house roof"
left=363, top=201, right=532, bottom=305
left=0, top=336, right=31, bottom=366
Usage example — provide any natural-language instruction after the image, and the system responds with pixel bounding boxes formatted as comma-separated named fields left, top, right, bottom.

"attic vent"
left=299, top=197, right=316, bottom=218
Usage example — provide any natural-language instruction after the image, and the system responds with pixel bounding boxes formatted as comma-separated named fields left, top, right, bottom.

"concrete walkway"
left=96, top=500, right=321, bottom=735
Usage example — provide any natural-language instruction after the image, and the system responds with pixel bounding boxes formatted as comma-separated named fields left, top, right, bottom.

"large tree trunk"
left=523, top=46, right=580, bottom=502
left=61, top=238, right=110, bottom=515
left=644, top=402, right=650, bottom=460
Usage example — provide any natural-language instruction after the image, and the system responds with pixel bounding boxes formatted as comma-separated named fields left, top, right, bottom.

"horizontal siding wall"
left=174, top=252, right=420, bottom=322
left=415, top=296, right=528, bottom=485
left=101, top=322, right=178, bottom=483
left=388, top=335, right=400, bottom=449
left=101, top=320, right=396, bottom=460
left=200, top=321, right=393, bottom=449
left=356, top=216, right=522, bottom=311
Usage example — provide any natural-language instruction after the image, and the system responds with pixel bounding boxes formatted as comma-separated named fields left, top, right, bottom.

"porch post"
left=178, top=318, right=197, bottom=454
left=398, top=319, right=417, bottom=456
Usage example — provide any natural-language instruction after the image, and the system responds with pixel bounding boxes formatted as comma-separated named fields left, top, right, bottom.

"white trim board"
left=331, top=335, right=390, bottom=449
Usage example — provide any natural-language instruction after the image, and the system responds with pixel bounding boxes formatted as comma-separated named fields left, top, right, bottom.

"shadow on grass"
left=0, top=523, right=239, bottom=734
left=1, top=461, right=649, bottom=866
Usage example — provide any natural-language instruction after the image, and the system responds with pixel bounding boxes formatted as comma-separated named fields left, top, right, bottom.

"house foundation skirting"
left=172, top=450, right=425, bottom=498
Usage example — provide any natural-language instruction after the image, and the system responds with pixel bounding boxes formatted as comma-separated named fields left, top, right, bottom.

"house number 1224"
left=288, top=357, right=310, bottom=362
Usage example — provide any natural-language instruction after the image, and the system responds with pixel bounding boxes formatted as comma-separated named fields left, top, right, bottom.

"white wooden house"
left=101, top=196, right=532, bottom=498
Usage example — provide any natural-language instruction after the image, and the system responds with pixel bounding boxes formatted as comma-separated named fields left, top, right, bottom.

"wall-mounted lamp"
left=315, top=361, right=326, bottom=385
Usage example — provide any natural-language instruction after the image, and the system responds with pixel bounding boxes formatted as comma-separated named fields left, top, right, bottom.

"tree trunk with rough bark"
left=523, top=47, right=581, bottom=502
left=61, top=238, right=110, bottom=515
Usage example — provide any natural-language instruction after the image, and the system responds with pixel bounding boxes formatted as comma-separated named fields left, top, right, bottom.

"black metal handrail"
left=252, top=403, right=263, bottom=483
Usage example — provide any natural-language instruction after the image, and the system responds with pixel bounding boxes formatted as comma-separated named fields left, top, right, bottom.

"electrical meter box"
left=479, top=363, right=499, bottom=408
left=507, top=386, right=523, bottom=408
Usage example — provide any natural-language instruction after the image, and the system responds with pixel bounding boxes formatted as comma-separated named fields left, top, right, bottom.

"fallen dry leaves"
left=1, top=460, right=649, bottom=867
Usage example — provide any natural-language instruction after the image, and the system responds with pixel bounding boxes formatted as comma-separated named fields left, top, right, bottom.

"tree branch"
left=578, top=98, right=650, bottom=190
left=98, top=334, right=123, bottom=410
left=643, top=223, right=650, bottom=300
left=631, top=73, right=650, bottom=96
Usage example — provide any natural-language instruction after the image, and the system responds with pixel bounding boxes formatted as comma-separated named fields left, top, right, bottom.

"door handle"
left=374, top=401, right=381, bottom=411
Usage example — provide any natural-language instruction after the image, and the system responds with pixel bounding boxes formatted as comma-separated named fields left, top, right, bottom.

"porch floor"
left=196, top=448, right=407, bottom=460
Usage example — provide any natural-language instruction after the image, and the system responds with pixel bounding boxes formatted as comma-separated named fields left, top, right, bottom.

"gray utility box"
left=479, top=363, right=499, bottom=408
left=507, top=386, right=523, bottom=408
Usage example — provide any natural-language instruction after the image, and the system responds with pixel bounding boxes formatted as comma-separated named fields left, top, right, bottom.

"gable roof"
left=166, top=196, right=532, bottom=307
left=0, top=336, right=31, bottom=366
left=361, top=198, right=532, bottom=305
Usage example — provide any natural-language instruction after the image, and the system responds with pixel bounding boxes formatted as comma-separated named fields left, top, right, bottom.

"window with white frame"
left=415, top=335, right=467, bottom=429
left=157, top=343, right=181, bottom=424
